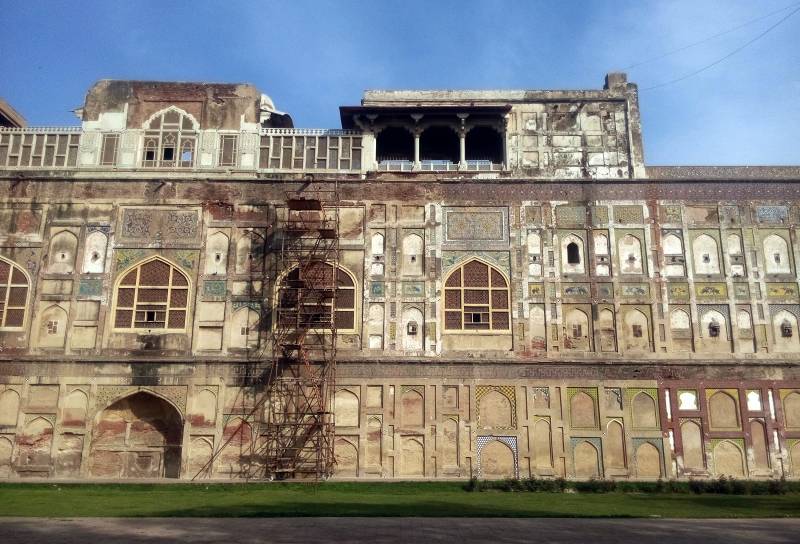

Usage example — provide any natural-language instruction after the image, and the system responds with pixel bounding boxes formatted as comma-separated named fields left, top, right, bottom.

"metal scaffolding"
left=193, top=183, right=338, bottom=481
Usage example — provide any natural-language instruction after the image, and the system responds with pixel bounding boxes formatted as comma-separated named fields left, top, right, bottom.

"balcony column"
left=411, top=114, right=423, bottom=170
left=457, top=114, right=468, bottom=169
left=502, top=114, right=510, bottom=168
left=413, top=130, right=421, bottom=170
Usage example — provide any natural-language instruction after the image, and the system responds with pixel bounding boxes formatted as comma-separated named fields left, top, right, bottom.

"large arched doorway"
left=89, top=392, right=183, bottom=478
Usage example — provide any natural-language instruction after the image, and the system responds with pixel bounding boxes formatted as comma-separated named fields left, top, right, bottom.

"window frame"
left=218, top=133, right=239, bottom=167
left=112, top=257, right=191, bottom=332
left=443, top=259, right=511, bottom=334
left=0, top=256, right=30, bottom=330
left=274, top=262, right=359, bottom=334
left=140, top=107, right=199, bottom=169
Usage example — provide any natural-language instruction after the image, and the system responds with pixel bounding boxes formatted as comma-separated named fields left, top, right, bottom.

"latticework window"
left=0, top=257, right=29, bottom=329
left=114, top=258, right=189, bottom=330
left=277, top=262, right=357, bottom=332
left=142, top=108, right=198, bottom=168
left=444, top=260, right=510, bottom=331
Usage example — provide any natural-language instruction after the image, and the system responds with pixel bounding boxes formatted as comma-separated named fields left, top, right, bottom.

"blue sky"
left=1, top=0, right=798, bottom=165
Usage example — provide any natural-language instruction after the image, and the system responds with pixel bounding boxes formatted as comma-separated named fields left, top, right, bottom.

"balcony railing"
left=0, top=127, right=506, bottom=174
left=0, top=127, right=81, bottom=168
left=259, top=128, right=363, bottom=172
left=378, top=159, right=503, bottom=172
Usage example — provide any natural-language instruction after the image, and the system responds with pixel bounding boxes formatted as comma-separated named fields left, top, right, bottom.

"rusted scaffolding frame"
left=192, top=182, right=338, bottom=481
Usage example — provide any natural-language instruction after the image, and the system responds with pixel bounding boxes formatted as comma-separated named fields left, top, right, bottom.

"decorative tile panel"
left=77, top=278, right=102, bottom=298
left=203, top=280, right=227, bottom=301
left=755, top=206, right=788, bottom=223
left=667, top=283, right=690, bottom=301
left=695, top=283, right=728, bottom=299
left=117, top=207, right=202, bottom=245
left=402, top=281, right=425, bottom=297
left=766, top=283, right=798, bottom=300
left=443, top=207, right=508, bottom=243
left=370, top=281, right=385, bottom=297
left=613, top=205, right=644, bottom=224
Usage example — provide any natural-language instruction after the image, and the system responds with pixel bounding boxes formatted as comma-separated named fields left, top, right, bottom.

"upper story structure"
left=0, top=73, right=645, bottom=179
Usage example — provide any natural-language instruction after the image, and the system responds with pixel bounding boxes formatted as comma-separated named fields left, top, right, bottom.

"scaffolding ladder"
left=192, top=183, right=339, bottom=481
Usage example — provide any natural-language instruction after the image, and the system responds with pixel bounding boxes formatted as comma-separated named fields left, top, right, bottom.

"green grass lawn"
left=1, top=482, right=799, bottom=518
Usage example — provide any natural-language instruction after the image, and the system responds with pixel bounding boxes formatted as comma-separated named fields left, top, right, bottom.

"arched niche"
left=605, top=420, right=626, bottom=469
left=229, top=308, right=260, bottom=350
left=62, top=389, right=88, bottom=427
left=89, top=391, right=183, bottom=478
left=371, top=232, right=385, bottom=256
left=680, top=420, right=704, bottom=470
left=334, top=437, right=359, bottom=477
left=623, top=309, right=650, bottom=351
left=713, top=440, right=745, bottom=478
left=0, top=389, right=20, bottom=426
left=204, top=231, right=229, bottom=275
left=573, top=441, right=600, bottom=478
left=561, top=234, right=585, bottom=274
left=635, top=442, right=662, bottom=478
left=400, top=389, right=424, bottom=427
left=401, top=233, right=423, bottom=276
left=564, top=308, right=590, bottom=351
left=82, top=231, right=108, bottom=273
left=570, top=391, right=597, bottom=429
left=235, top=230, right=265, bottom=274
left=480, top=439, right=516, bottom=479
left=782, top=391, right=800, bottom=428
left=597, top=308, right=616, bottom=352
left=479, top=390, right=513, bottom=428
left=692, top=234, right=720, bottom=275
left=618, top=234, right=643, bottom=274
left=191, top=389, right=217, bottom=427
left=773, top=310, right=800, bottom=353
left=708, top=391, right=739, bottom=430
left=18, top=417, right=54, bottom=468
left=763, top=234, right=791, bottom=274
left=631, top=392, right=658, bottom=429
left=401, top=306, right=424, bottom=352
left=334, top=389, right=360, bottom=428
left=700, top=309, right=729, bottom=345
left=38, top=304, right=68, bottom=348
left=533, top=419, right=553, bottom=468
left=400, top=436, right=424, bottom=476
left=47, top=230, right=78, bottom=274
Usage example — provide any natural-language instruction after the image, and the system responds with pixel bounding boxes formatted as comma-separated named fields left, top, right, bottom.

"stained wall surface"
left=0, top=75, right=799, bottom=480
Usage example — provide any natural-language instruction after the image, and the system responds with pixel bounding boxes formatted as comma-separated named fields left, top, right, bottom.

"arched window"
left=113, top=257, right=190, bottom=330
left=561, top=234, right=585, bottom=274
left=276, top=262, right=357, bottom=332
left=142, top=107, right=198, bottom=168
left=566, top=242, right=580, bottom=264
left=0, top=257, right=29, bottom=329
left=443, top=259, right=510, bottom=332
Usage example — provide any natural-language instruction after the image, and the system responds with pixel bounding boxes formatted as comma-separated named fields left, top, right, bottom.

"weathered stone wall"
left=0, top=75, right=798, bottom=480
left=1, top=177, right=800, bottom=480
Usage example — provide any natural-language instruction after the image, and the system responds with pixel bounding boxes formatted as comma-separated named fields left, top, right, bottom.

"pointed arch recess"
left=112, top=256, right=191, bottom=331
left=443, top=258, right=510, bottom=332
